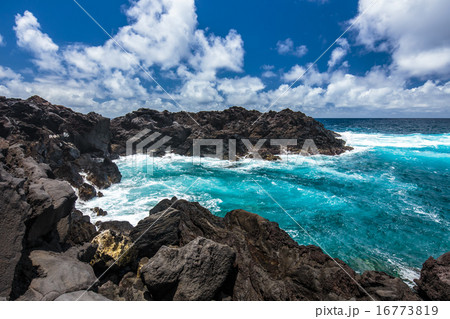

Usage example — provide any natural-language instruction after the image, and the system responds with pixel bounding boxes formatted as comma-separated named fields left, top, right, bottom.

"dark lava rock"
left=149, top=196, right=178, bottom=215
left=357, top=271, right=420, bottom=301
left=111, top=106, right=352, bottom=159
left=415, top=252, right=450, bottom=300
left=78, top=182, right=97, bottom=201
left=130, top=200, right=226, bottom=259
left=17, top=250, right=97, bottom=301
left=64, top=242, right=98, bottom=263
left=141, top=237, right=236, bottom=301
left=65, top=210, right=98, bottom=246
left=0, top=167, right=30, bottom=298
left=98, top=272, right=149, bottom=301
left=0, top=96, right=121, bottom=190
left=96, top=220, right=134, bottom=236
left=92, top=207, right=108, bottom=216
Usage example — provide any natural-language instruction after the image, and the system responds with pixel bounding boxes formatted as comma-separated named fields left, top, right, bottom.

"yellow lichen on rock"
left=90, top=230, right=136, bottom=268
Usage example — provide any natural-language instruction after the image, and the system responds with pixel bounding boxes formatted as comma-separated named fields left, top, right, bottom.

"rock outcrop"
left=0, top=96, right=121, bottom=191
left=415, top=252, right=450, bottom=300
left=96, top=220, right=134, bottom=236
left=0, top=96, right=121, bottom=299
left=111, top=107, right=352, bottom=159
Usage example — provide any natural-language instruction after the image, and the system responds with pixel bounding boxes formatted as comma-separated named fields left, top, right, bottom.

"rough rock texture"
left=65, top=210, right=98, bottom=246
left=78, top=183, right=97, bottom=201
left=0, top=155, right=76, bottom=298
left=141, top=237, right=236, bottom=300
left=90, top=230, right=136, bottom=272
left=130, top=198, right=226, bottom=259
left=111, top=107, right=352, bottom=159
left=98, top=272, right=149, bottom=301
left=96, top=220, right=134, bottom=236
left=357, top=271, right=420, bottom=301
left=0, top=168, right=30, bottom=298
left=0, top=96, right=121, bottom=189
left=415, top=252, right=450, bottom=300
left=55, top=291, right=110, bottom=301
left=18, top=250, right=97, bottom=301
left=92, top=206, right=108, bottom=216
left=0, top=96, right=121, bottom=299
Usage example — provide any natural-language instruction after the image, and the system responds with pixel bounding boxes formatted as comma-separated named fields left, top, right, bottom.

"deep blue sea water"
left=78, top=118, right=450, bottom=284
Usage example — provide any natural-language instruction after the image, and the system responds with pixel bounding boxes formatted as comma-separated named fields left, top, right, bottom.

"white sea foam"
left=338, top=131, right=450, bottom=149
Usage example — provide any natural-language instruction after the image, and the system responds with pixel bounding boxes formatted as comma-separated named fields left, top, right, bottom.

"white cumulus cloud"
left=328, top=38, right=349, bottom=68
left=353, top=0, right=450, bottom=77
left=14, top=11, right=63, bottom=72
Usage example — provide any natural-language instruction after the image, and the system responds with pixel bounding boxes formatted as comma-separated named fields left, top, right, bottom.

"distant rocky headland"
left=0, top=96, right=448, bottom=301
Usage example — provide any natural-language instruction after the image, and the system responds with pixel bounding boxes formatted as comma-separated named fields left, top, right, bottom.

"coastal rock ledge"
left=0, top=96, right=448, bottom=301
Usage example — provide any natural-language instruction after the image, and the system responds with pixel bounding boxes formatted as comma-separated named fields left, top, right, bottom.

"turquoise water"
left=78, top=120, right=450, bottom=284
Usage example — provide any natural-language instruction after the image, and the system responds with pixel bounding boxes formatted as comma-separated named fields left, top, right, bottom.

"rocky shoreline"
left=0, top=96, right=448, bottom=301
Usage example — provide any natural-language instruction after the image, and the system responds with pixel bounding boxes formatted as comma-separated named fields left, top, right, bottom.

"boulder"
left=26, top=177, right=77, bottom=247
left=78, top=183, right=97, bottom=201
left=222, top=209, right=361, bottom=301
left=18, top=250, right=97, bottom=301
left=130, top=200, right=226, bottom=259
left=415, top=252, right=450, bottom=300
left=90, top=230, right=137, bottom=271
left=96, top=220, right=134, bottom=236
left=77, top=156, right=121, bottom=189
left=98, top=272, right=149, bottom=301
left=65, top=210, right=98, bottom=246
left=64, top=242, right=98, bottom=263
left=141, top=237, right=236, bottom=300
left=92, top=207, right=108, bottom=216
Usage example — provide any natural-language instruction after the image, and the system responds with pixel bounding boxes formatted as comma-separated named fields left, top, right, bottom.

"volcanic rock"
left=17, top=250, right=97, bottom=301
left=141, top=237, right=236, bottom=300
left=415, top=252, right=450, bottom=300
left=96, top=220, right=134, bottom=236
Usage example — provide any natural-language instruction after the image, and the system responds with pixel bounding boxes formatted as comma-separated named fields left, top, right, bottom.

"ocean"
left=77, top=118, right=450, bottom=285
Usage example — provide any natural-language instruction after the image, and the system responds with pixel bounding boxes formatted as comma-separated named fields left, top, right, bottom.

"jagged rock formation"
left=0, top=96, right=120, bottom=299
left=415, top=252, right=450, bottom=300
left=111, top=106, right=352, bottom=159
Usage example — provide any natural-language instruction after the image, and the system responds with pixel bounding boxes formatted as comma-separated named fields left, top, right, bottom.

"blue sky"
left=0, top=0, right=449, bottom=118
